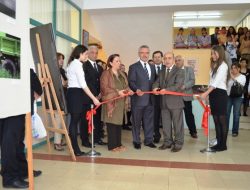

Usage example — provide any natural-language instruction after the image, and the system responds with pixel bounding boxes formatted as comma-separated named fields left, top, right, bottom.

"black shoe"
left=191, top=133, right=198, bottom=139
left=22, top=170, right=42, bottom=180
left=122, top=126, right=132, bottom=131
left=133, top=142, right=141, bottom=149
left=243, top=113, right=248, bottom=116
left=3, top=179, right=29, bottom=189
left=153, top=138, right=160, bottom=143
left=82, top=141, right=92, bottom=148
left=75, top=151, right=86, bottom=156
left=145, top=143, right=157, bottom=148
left=216, top=146, right=227, bottom=152
left=95, top=140, right=107, bottom=145
left=158, top=144, right=172, bottom=150
left=171, top=146, right=182, bottom=152
left=210, top=144, right=219, bottom=150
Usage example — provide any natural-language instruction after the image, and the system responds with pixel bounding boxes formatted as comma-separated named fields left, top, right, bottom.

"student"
left=66, top=45, right=100, bottom=156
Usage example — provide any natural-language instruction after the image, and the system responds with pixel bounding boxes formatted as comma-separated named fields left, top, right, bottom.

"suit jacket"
left=154, top=64, right=166, bottom=106
left=128, top=61, right=156, bottom=107
left=183, top=66, right=195, bottom=101
left=153, top=65, right=184, bottom=109
left=211, top=34, right=219, bottom=46
left=82, top=60, right=103, bottom=104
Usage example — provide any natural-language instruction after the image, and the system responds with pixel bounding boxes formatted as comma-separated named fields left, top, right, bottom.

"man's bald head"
left=163, top=52, right=175, bottom=68
left=175, top=55, right=184, bottom=68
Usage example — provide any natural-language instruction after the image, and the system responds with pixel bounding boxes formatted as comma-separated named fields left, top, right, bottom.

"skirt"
left=209, top=88, right=228, bottom=115
left=66, top=88, right=84, bottom=114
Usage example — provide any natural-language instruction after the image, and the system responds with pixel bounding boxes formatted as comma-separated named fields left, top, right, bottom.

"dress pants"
left=106, top=123, right=121, bottom=150
left=153, top=105, right=161, bottom=141
left=0, top=114, right=27, bottom=185
left=183, top=101, right=197, bottom=135
left=161, top=108, right=184, bottom=149
left=131, top=105, right=154, bottom=145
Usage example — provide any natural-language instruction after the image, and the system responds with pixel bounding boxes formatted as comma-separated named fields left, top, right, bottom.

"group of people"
left=174, top=26, right=250, bottom=68
left=64, top=42, right=249, bottom=155
left=62, top=44, right=198, bottom=155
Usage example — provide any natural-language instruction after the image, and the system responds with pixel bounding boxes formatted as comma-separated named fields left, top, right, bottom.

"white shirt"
left=209, top=62, right=228, bottom=90
left=67, top=59, right=87, bottom=89
left=227, top=74, right=246, bottom=96
left=140, top=60, right=151, bottom=79
left=166, top=64, right=175, bottom=72
left=155, top=63, right=163, bottom=74
left=88, top=59, right=98, bottom=71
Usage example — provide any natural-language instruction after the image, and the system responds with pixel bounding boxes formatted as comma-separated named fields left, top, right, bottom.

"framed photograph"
left=0, top=31, right=20, bottom=79
left=82, top=29, right=89, bottom=47
left=0, top=0, right=16, bottom=19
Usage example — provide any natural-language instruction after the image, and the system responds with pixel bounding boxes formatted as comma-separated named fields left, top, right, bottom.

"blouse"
left=66, top=59, right=87, bottom=89
left=209, top=62, right=228, bottom=90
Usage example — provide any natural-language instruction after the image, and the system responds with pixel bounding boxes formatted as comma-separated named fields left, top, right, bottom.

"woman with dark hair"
left=100, top=54, right=133, bottom=152
left=226, top=26, right=237, bottom=37
left=227, top=62, right=246, bottom=137
left=66, top=45, right=100, bottom=156
left=240, top=58, right=250, bottom=116
left=240, top=30, right=250, bottom=69
left=201, top=45, right=229, bottom=151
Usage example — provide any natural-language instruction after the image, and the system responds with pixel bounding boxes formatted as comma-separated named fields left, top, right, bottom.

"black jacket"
left=82, top=60, right=103, bottom=104
left=30, top=69, right=43, bottom=115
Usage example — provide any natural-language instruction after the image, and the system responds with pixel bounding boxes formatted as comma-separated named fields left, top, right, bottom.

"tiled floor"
left=2, top=121, right=250, bottom=189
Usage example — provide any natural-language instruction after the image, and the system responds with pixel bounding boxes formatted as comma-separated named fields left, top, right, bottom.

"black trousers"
left=183, top=101, right=197, bottom=135
left=106, top=123, right=121, bottom=150
left=0, top=114, right=27, bottom=185
left=69, top=113, right=84, bottom=154
left=81, top=104, right=102, bottom=144
left=153, top=105, right=161, bottom=140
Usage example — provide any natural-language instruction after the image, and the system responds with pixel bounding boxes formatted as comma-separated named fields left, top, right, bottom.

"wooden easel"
left=35, top=33, right=76, bottom=161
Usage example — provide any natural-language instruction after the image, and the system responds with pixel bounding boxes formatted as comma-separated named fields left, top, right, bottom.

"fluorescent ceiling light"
left=174, top=15, right=197, bottom=19
left=198, top=15, right=221, bottom=18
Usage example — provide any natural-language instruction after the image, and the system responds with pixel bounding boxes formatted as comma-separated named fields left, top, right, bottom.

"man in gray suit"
left=175, top=55, right=198, bottom=138
left=153, top=52, right=185, bottom=152
left=128, top=45, right=157, bottom=149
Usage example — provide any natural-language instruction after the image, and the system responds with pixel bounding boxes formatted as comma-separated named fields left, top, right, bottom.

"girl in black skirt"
left=66, top=45, right=100, bottom=156
left=201, top=45, right=230, bottom=151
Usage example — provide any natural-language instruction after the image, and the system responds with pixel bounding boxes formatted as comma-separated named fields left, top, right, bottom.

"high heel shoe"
left=54, top=144, right=64, bottom=151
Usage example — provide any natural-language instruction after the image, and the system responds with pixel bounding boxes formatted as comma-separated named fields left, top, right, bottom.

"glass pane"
left=56, top=37, right=77, bottom=68
left=30, top=0, right=52, bottom=24
left=57, top=0, right=80, bottom=41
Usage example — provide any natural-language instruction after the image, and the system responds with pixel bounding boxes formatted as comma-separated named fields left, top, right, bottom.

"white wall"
left=87, top=8, right=173, bottom=68
left=0, top=0, right=30, bottom=118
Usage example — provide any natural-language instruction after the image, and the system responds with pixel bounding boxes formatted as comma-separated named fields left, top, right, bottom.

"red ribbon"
left=86, top=90, right=209, bottom=136
left=86, top=109, right=96, bottom=134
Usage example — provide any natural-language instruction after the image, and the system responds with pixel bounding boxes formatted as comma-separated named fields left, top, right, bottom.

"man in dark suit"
left=175, top=55, right=198, bottom=138
left=153, top=52, right=185, bottom=152
left=211, top=27, right=219, bottom=46
left=128, top=45, right=157, bottom=149
left=81, top=45, right=106, bottom=147
left=152, top=51, right=164, bottom=143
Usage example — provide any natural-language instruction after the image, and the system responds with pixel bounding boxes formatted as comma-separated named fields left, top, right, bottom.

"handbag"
left=230, top=81, right=244, bottom=97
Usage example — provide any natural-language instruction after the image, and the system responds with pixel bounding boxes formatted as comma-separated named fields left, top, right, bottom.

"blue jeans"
left=227, top=97, right=243, bottom=134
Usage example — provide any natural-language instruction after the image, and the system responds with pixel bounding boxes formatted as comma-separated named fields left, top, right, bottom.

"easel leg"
left=26, top=113, right=34, bottom=190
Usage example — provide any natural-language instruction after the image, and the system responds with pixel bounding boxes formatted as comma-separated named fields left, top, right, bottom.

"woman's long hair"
left=210, top=45, right=230, bottom=82
left=67, top=45, right=88, bottom=65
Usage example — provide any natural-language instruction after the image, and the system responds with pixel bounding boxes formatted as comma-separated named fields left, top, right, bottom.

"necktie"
left=144, top=63, right=150, bottom=80
left=165, top=68, right=170, bottom=80
left=157, top=66, right=160, bottom=75
left=94, top=62, right=98, bottom=72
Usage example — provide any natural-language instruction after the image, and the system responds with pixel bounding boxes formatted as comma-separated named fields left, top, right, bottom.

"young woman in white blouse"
left=227, top=63, right=246, bottom=137
left=67, top=45, right=100, bottom=156
left=201, top=45, right=230, bottom=152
